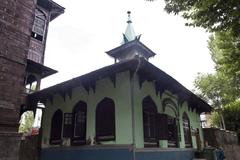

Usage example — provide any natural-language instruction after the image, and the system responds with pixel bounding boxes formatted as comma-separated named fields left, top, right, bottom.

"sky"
left=41, top=0, right=215, bottom=90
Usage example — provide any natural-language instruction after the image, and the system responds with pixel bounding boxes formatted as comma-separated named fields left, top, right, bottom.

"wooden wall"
left=0, top=0, right=36, bottom=132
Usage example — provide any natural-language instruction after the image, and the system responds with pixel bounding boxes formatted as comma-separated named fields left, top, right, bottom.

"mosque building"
left=30, top=11, right=211, bottom=160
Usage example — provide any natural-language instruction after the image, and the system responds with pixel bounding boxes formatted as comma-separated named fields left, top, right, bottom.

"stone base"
left=41, top=146, right=195, bottom=160
left=0, top=132, right=22, bottom=160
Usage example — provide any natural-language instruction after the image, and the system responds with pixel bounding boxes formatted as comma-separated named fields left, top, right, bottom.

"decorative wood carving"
left=109, top=74, right=116, bottom=88
left=138, top=74, right=147, bottom=89
left=66, top=89, right=72, bottom=99
left=82, top=83, right=90, bottom=94
left=90, top=82, right=96, bottom=93
left=59, top=91, right=66, bottom=102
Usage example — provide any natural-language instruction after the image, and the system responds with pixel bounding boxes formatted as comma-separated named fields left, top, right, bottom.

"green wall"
left=41, top=71, right=204, bottom=150
left=132, top=75, right=203, bottom=149
left=42, top=71, right=133, bottom=147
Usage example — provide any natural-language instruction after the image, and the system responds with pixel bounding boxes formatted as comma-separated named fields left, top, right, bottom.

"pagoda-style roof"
left=106, top=11, right=155, bottom=62
left=29, top=58, right=212, bottom=113
left=37, top=0, right=65, bottom=21
left=106, top=39, right=156, bottom=60
left=26, top=59, right=57, bottom=84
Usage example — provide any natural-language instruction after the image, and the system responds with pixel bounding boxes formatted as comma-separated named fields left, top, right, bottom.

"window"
left=156, top=113, right=168, bottom=140
left=183, top=112, right=192, bottom=148
left=63, top=113, right=73, bottom=138
left=50, top=109, right=63, bottom=145
left=96, top=98, right=115, bottom=141
left=71, top=101, right=87, bottom=146
left=167, top=116, right=178, bottom=147
left=162, top=98, right=179, bottom=148
left=142, top=96, right=158, bottom=147
left=31, top=9, right=46, bottom=41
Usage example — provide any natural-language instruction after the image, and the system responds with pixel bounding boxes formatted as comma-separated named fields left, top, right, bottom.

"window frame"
left=167, top=115, right=178, bottom=148
left=49, top=109, right=63, bottom=145
left=95, top=98, right=116, bottom=142
left=31, top=8, right=46, bottom=42
left=142, top=96, right=158, bottom=147
left=182, top=112, right=192, bottom=148
left=63, top=113, right=73, bottom=138
left=162, top=98, right=180, bottom=148
left=71, top=101, right=87, bottom=146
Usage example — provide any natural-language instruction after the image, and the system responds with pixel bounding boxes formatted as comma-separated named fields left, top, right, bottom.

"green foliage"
left=194, top=72, right=235, bottom=108
left=156, top=0, right=240, bottom=137
left=163, top=0, right=240, bottom=36
left=194, top=71, right=240, bottom=131
left=19, top=111, right=34, bottom=134
left=222, top=100, right=240, bottom=142
left=208, top=31, right=240, bottom=95
left=210, top=111, right=220, bottom=128
left=222, top=100, right=240, bottom=132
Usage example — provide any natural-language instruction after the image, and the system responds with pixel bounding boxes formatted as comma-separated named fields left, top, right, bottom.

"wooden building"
left=0, top=0, right=64, bottom=159
left=30, top=12, right=212, bottom=160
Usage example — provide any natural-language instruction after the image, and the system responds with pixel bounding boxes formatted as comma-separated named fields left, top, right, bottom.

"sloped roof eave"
left=106, top=40, right=156, bottom=58
left=29, top=58, right=211, bottom=113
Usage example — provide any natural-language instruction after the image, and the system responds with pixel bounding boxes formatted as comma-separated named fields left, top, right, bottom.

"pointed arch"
left=162, top=98, right=178, bottom=117
left=71, top=101, right=87, bottom=145
left=96, top=97, right=115, bottom=141
left=182, top=112, right=192, bottom=148
left=162, top=98, right=178, bottom=148
left=50, top=109, right=63, bottom=145
left=142, top=96, right=158, bottom=147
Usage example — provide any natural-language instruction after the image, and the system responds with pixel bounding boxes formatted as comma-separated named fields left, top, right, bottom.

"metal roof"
left=122, top=11, right=137, bottom=44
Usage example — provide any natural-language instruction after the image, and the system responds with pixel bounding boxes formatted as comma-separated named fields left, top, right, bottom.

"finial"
left=127, top=11, right=132, bottom=23
left=127, top=11, right=131, bottom=17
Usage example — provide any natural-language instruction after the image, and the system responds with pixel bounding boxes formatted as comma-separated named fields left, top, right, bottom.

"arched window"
left=96, top=98, right=115, bottom=141
left=183, top=112, right=192, bottom=148
left=71, top=101, right=87, bottom=145
left=142, top=96, right=158, bottom=147
left=50, top=109, right=63, bottom=145
left=162, top=98, right=178, bottom=148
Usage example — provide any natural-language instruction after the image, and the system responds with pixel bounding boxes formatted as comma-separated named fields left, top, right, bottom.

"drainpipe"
left=130, top=57, right=141, bottom=160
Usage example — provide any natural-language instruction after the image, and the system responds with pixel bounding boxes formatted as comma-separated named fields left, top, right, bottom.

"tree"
left=208, top=31, right=240, bottom=94
left=209, top=111, right=221, bottom=128
left=155, top=0, right=240, bottom=135
left=193, top=72, right=235, bottom=108
left=19, top=111, right=35, bottom=135
left=223, top=100, right=240, bottom=132
left=222, top=100, right=240, bottom=143
left=163, top=0, right=240, bottom=37
left=193, top=72, right=236, bottom=129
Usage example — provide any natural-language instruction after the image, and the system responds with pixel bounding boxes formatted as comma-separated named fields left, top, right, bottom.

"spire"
left=106, top=11, right=156, bottom=63
left=122, top=11, right=137, bottom=44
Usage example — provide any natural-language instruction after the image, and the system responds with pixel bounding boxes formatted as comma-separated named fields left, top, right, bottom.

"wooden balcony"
left=27, top=38, right=44, bottom=64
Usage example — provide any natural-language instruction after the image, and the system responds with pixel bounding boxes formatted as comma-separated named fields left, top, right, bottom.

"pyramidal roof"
left=122, top=11, right=137, bottom=44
